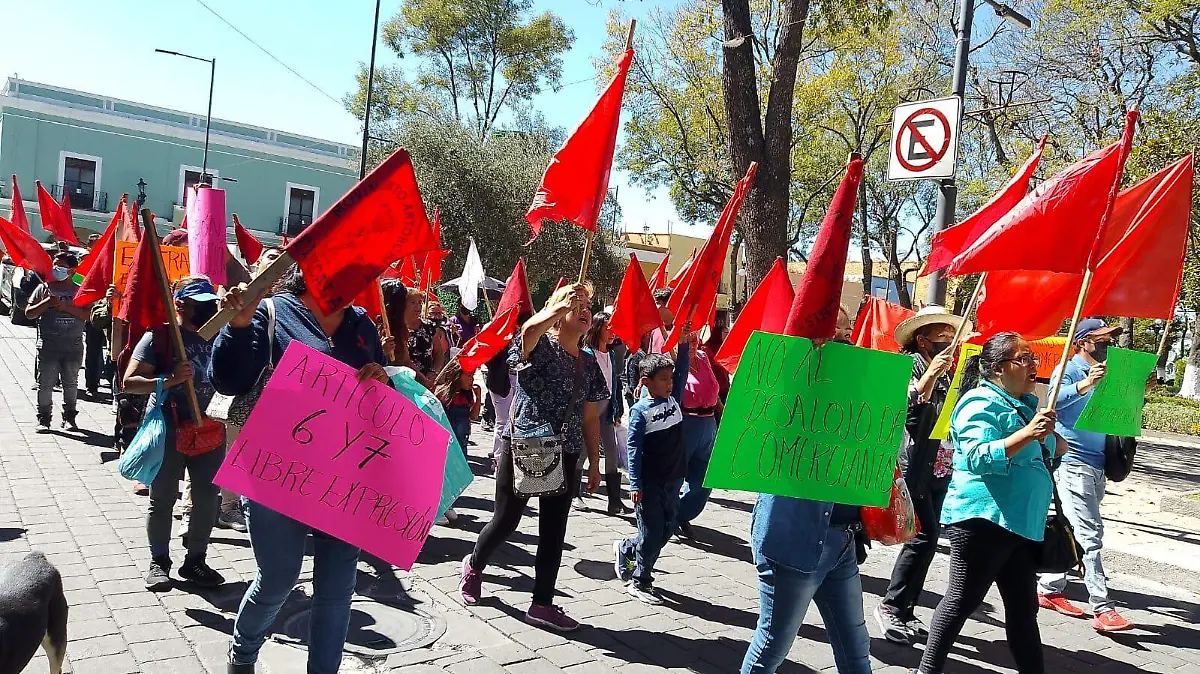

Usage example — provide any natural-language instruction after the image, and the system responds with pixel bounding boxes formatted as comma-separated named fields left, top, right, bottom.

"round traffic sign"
left=894, top=107, right=952, bottom=173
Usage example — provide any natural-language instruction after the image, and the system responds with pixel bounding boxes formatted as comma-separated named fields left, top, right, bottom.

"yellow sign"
left=112, top=240, right=190, bottom=314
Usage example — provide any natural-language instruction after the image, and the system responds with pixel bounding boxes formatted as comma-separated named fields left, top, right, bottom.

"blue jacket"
left=209, top=293, right=386, bottom=396
left=1050, top=355, right=1106, bottom=470
left=626, top=344, right=689, bottom=491
left=941, top=380, right=1053, bottom=541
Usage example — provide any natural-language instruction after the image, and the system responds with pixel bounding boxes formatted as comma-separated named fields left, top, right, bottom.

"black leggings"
left=919, top=518, right=1043, bottom=674
left=470, top=449, right=580, bottom=605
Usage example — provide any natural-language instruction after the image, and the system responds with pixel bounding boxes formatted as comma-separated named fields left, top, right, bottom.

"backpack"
left=1104, top=435, right=1137, bottom=482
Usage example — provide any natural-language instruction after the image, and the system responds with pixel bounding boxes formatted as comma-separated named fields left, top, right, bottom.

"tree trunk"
left=1156, top=325, right=1175, bottom=382
left=721, top=0, right=810, bottom=291
left=858, top=180, right=872, bottom=297
left=1119, top=317, right=1135, bottom=348
left=1180, top=322, right=1200, bottom=399
left=892, top=256, right=911, bottom=308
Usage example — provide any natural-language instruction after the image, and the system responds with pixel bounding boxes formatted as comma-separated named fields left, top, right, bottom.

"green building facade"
left=0, top=77, right=357, bottom=244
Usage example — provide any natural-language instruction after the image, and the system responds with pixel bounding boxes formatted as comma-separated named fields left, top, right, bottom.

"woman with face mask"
left=25, top=252, right=90, bottom=430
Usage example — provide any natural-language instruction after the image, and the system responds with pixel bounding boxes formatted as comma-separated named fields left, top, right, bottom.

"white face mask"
left=52, top=266, right=70, bottom=282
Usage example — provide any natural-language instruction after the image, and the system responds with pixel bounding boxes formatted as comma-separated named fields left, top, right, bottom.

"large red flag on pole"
left=59, top=191, right=76, bottom=241
left=459, top=307, right=521, bottom=374
left=785, top=156, right=864, bottom=339
left=35, top=180, right=79, bottom=245
left=714, top=256, right=794, bottom=373
left=116, top=223, right=170, bottom=332
left=922, top=138, right=1046, bottom=276
left=76, top=196, right=125, bottom=277
left=495, top=258, right=534, bottom=319
left=648, top=252, right=670, bottom=292
left=233, top=214, right=265, bottom=266
left=0, top=215, right=53, bottom=279
left=420, top=206, right=451, bottom=291
left=9, top=175, right=30, bottom=233
left=608, top=253, right=664, bottom=351
left=850, top=297, right=915, bottom=353
left=73, top=200, right=126, bottom=305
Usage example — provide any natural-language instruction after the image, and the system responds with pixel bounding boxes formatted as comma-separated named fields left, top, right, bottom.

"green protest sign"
left=930, top=342, right=984, bottom=441
left=1074, top=347, right=1157, bottom=437
left=703, top=331, right=911, bottom=507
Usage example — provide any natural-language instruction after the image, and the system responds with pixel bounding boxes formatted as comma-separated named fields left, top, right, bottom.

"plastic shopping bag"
left=861, top=467, right=920, bottom=546
left=118, top=379, right=168, bottom=485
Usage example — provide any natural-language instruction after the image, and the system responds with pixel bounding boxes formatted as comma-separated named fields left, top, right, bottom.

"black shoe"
left=145, top=557, right=172, bottom=591
left=61, top=410, right=78, bottom=431
left=677, top=522, right=695, bottom=540
left=179, top=559, right=225, bottom=588
left=228, top=647, right=256, bottom=673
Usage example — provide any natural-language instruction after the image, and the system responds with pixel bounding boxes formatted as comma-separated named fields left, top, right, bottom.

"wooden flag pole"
left=376, top=279, right=391, bottom=338
left=198, top=250, right=294, bottom=340
left=1045, top=269, right=1095, bottom=407
left=577, top=19, right=636, bottom=285
left=140, top=208, right=203, bottom=422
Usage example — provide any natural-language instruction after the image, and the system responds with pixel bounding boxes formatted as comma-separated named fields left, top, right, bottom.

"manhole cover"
left=277, top=597, right=446, bottom=657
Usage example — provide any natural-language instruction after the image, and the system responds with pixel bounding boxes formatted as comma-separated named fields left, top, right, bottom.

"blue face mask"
left=52, top=266, right=70, bottom=282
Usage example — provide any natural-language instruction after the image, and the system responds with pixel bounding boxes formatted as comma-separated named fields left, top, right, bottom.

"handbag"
left=1104, top=435, right=1137, bottom=482
left=1008, top=403, right=1083, bottom=574
left=176, top=415, right=226, bottom=457
left=861, top=466, right=920, bottom=546
left=207, top=299, right=275, bottom=425
left=509, top=357, right=584, bottom=498
left=118, top=378, right=167, bottom=484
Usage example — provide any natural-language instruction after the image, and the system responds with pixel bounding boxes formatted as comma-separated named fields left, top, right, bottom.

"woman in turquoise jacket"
left=916, top=332, right=1064, bottom=674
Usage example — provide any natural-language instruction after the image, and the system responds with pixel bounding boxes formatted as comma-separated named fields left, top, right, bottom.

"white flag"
left=457, top=238, right=486, bottom=311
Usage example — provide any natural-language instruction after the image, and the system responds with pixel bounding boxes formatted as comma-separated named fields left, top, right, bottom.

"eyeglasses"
left=1002, top=355, right=1040, bottom=367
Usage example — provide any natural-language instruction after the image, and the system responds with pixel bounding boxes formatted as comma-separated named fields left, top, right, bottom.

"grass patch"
left=1143, top=397, right=1200, bottom=436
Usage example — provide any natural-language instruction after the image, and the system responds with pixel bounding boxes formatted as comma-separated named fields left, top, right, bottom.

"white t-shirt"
left=596, top=349, right=614, bottom=401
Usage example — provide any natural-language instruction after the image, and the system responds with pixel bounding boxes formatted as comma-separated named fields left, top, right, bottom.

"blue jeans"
left=1037, top=461, right=1112, bottom=612
left=446, top=405, right=471, bottom=455
left=677, top=415, right=717, bottom=525
left=231, top=500, right=361, bottom=674
left=619, top=479, right=682, bottom=584
left=741, top=527, right=871, bottom=674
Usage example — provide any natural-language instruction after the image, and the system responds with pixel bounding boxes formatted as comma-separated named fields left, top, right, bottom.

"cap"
left=1073, top=318, right=1121, bottom=343
left=174, top=279, right=219, bottom=303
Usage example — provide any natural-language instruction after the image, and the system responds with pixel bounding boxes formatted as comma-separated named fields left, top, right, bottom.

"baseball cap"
left=174, top=279, right=220, bottom=303
left=1073, top=318, right=1121, bottom=343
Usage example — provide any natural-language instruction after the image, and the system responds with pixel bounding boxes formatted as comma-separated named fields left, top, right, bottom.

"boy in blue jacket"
left=614, top=338, right=690, bottom=604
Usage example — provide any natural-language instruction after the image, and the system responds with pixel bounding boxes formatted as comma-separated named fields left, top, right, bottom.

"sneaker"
left=874, top=605, right=911, bottom=645
left=145, top=557, right=172, bottom=591
left=676, top=521, right=695, bottom=540
left=227, top=647, right=255, bottom=673
left=133, top=483, right=149, bottom=496
left=525, top=603, right=581, bottom=632
left=1092, top=609, right=1134, bottom=632
left=905, top=616, right=929, bottom=640
left=460, top=555, right=482, bottom=606
left=1038, top=593, right=1086, bottom=618
left=627, top=581, right=664, bottom=605
left=179, top=559, right=225, bottom=588
left=216, top=509, right=247, bottom=533
left=614, top=540, right=635, bottom=583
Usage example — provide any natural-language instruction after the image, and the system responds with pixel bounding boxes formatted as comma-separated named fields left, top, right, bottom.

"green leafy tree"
left=347, top=0, right=574, bottom=139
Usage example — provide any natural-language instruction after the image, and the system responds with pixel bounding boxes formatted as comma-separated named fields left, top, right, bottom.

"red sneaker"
left=1038, top=593, right=1086, bottom=617
left=1093, top=610, right=1134, bottom=632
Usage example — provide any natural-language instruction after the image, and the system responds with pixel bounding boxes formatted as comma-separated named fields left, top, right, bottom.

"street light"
left=360, top=0, right=383, bottom=180
left=925, top=0, right=1032, bottom=306
left=136, top=178, right=147, bottom=205
left=155, top=48, right=216, bottom=186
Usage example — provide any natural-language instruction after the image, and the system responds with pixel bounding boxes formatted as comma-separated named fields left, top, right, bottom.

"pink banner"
left=214, top=342, right=449, bottom=570
left=190, top=185, right=228, bottom=286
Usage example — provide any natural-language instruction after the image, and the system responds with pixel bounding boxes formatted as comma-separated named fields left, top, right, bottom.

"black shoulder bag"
left=1104, top=435, right=1137, bottom=482
left=1009, top=403, right=1084, bottom=574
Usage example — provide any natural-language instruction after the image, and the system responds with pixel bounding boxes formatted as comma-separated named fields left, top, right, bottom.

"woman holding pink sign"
left=211, top=264, right=389, bottom=674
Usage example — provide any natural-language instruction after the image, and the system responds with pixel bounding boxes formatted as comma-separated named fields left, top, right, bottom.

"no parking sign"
left=888, top=97, right=962, bottom=181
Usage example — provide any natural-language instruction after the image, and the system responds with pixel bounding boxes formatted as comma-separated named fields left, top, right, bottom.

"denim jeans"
left=741, top=527, right=871, bottom=674
left=37, top=350, right=82, bottom=411
left=619, top=479, right=682, bottom=584
left=1037, top=461, right=1112, bottom=613
left=446, top=404, right=472, bottom=455
left=677, top=415, right=717, bottom=525
left=230, top=500, right=361, bottom=674
left=147, top=427, right=223, bottom=562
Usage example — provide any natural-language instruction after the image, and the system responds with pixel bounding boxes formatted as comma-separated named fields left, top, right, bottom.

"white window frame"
left=178, top=165, right=220, bottom=205
left=283, top=182, right=320, bottom=226
left=57, top=151, right=103, bottom=208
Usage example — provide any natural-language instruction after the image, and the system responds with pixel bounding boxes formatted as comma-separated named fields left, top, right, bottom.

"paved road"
left=2, top=319, right=1199, bottom=674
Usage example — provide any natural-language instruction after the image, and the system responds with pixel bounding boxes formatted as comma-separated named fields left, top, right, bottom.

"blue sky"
left=0, top=0, right=702, bottom=235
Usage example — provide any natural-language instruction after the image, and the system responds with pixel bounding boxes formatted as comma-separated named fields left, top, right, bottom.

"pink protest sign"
left=214, top=342, right=449, bottom=570
left=189, top=185, right=228, bottom=286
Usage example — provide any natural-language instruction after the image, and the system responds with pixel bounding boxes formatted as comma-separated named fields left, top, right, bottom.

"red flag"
left=715, top=257, right=794, bottom=372
left=121, top=201, right=141, bottom=242
left=495, top=258, right=534, bottom=319
left=525, top=49, right=633, bottom=241
left=286, top=149, right=439, bottom=315
left=945, top=140, right=1127, bottom=276
left=648, top=253, right=670, bottom=292
left=923, top=139, right=1045, bottom=276
left=233, top=214, right=264, bottom=266
left=116, top=230, right=169, bottom=331
left=785, top=157, right=864, bottom=339
left=458, top=306, right=521, bottom=374
left=0, top=215, right=53, bottom=278
left=35, top=181, right=79, bottom=245
left=421, top=207, right=451, bottom=292
left=666, top=249, right=695, bottom=290
left=851, top=297, right=916, bottom=353
left=77, top=196, right=125, bottom=276
left=976, top=154, right=1194, bottom=339
left=59, top=190, right=76, bottom=240
left=352, top=279, right=385, bottom=321
left=398, top=255, right=418, bottom=286
left=9, top=175, right=30, bottom=233
left=73, top=204, right=125, bottom=305
left=664, top=164, right=757, bottom=349
left=609, top=253, right=664, bottom=351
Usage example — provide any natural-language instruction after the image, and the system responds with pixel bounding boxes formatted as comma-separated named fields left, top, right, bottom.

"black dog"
left=0, top=552, right=67, bottom=674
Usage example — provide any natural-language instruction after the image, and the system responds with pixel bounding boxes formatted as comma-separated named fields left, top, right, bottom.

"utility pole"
left=359, top=0, right=383, bottom=180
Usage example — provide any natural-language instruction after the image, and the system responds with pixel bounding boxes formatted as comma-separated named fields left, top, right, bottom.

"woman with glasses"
left=915, top=332, right=1064, bottom=674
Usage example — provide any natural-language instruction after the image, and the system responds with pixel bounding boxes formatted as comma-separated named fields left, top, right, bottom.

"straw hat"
left=893, top=305, right=971, bottom=349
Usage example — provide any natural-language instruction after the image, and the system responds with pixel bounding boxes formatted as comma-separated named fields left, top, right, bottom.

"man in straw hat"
left=875, top=305, right=970, bottom=646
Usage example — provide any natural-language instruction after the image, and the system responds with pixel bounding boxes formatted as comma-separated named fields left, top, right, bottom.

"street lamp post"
left=925, top=0, right=1033, bottom=306
left=136, top=178, right=147, bottom=205
left=155, top=49, right=217, bottom=185
left=360, top=0, right=383, bottom=180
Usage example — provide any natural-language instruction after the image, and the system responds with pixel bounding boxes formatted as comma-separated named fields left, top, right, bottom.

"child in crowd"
left=614, top=332, right=690, bottom=604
